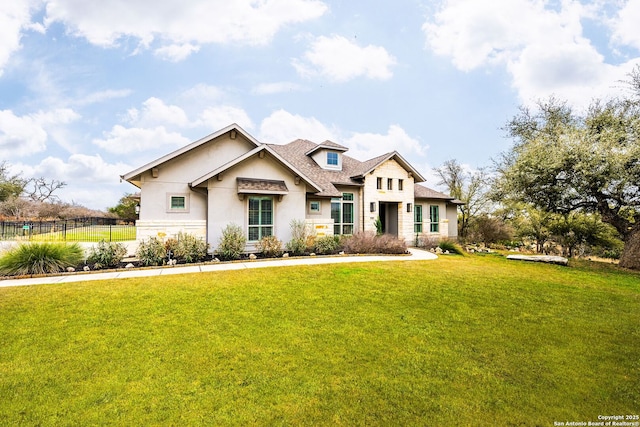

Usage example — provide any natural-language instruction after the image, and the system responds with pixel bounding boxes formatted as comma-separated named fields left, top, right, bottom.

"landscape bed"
left=0, top=254, right=638, bottom=425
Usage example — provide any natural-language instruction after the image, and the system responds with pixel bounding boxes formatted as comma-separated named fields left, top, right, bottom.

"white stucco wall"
left=206, top=152, right=308, bottom=252
left=136, top=133, right=256, bottom=222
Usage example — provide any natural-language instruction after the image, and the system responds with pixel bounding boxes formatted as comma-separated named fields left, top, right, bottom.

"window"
left=248, top=197, right=273, bottom=241
left=387, top=178, right=393, bottom=190
left=398, top=179, right=404, bottom=191
left=331, top=193, right=354, bottom=235
left=430, top=205, right=440, bottom=233
left=171, top=196, right=185, bottom=209
left=376, top=177, right=382, bottom=189
left=414, top=205, right=423, bottom=233
left=327, top=152, right=338, bottom=166
left=309, top=201, right=321, bottom=213
left=167, top=193, right=189, bottom=213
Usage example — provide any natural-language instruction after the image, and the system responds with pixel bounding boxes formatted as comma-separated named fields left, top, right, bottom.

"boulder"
left=506, top=255, right=568, bottom=266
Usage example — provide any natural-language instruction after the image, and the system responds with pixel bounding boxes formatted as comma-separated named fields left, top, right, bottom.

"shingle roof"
left=268, top=139, right=363, bottom=197
left=237, top=178, right=288, bottom=194
left=414, top=184, right=464, bottom=204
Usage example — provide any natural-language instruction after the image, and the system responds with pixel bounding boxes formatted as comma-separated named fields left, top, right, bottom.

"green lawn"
left=27, top=225, right=136, bottom=242
left=1, top=254, right=638, bottom=425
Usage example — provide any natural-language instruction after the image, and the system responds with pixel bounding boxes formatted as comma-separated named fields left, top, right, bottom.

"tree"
left=0, top=162, right=26, bottom=202
left=25, top=177, right=66, bottom=202
left=494, top=68, right=640, bottom=269
left=434, top=159, right=490, bottom=239
left=108, top=193, right=139, bottom=222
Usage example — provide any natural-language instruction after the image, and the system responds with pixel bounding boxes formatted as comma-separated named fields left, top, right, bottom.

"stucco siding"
left=206, top=152, right=307, bottom=251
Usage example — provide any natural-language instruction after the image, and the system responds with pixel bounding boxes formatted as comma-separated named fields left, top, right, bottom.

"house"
left=122, top=124, right=461, bottom=251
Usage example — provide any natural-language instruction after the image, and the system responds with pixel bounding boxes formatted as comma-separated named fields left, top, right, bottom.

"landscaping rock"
left=249, top=253, right=257, bottom=260
left=506, top=255, right=569, bottom=266
left=67, top=267, right=75, bottom=272
left=282, top=253, right=289, bottom=258
left=83, top=266, right=90, bottom=272
left=125, top=263, right=135, bottom=269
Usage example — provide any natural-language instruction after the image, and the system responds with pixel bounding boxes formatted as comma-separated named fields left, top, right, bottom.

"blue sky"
left=1, top=0, right=639, bottom=210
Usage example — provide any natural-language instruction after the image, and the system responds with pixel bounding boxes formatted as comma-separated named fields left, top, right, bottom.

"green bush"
left=136, top=237, right=167, bottom=266
left=166, top=232, right=209, bottom=263
left=438, top=239, right=465, bottom=255
left=256, top=235, right=283, bottom=258
left=217, top=223, right=246, bottom=260
left=87, top=240, right=127, bottom=269
left=314, top=235, right=341, bottom=254
left=286, top=219, right=313, bottom=255
left=343, top=232, right=407, bottom=254
left=0, top=242, right=84, bottom=276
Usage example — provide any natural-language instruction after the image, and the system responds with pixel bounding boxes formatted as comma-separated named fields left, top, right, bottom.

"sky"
left=1, top=0, right=639, bottom=211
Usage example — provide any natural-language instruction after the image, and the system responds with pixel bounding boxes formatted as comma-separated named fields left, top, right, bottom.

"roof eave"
left=121, top=123, right=258, bottom=182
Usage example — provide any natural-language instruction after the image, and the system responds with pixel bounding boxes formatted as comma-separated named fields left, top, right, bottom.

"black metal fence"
left=0, top=217, right=136, bottom=242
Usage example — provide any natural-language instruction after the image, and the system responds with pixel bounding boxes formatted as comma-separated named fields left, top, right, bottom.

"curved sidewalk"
left=0, top=248, right=437, bottom=288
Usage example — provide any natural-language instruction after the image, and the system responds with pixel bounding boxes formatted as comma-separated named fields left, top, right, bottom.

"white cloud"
left=93, top=125, right=190, bottom=154
left=154, top=43, right=200, bottom=62
left=43, top=0, right=328, bottom=59
left=0, top=1, right=37, bottom=76
left=293, top=35, right=397, bottom=82
left=198, top=106, right=254, bottom=131
left=344, top=125, right=427, bottom=161
left=259, top=109, right=337, bottom=143
left=13, top=154, right=134, bottom=209
left=252, top=81, right=306, bottom=95
left=127, top=97, right=191, bottom=128
left=0, top=108, right=80, bottom=159
left=423, top=0, right=640, bottom=108
left=610, top=0, right=640, bottom=51
left=75, top=89, right=133, bottom=106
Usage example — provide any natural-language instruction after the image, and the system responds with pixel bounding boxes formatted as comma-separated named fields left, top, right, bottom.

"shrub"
left=256, top=235, right=283, bottom=258
left=343, top=232, right=407, bottom=255
left=87, top=240, right=127, bottom=269
left=438, top=239, right=465, bottom=255
left=286, top=219, right=313, bottom=255
left=314, top=235, right=341, bottom=254
left=217, top=223, right=246, bottom=260
left=415, top=234, right=440, bottom=250
left=0, top=242, right=84, bottom=276
left=166, top=232, right=209, bottom=263
left=136, top=237, right=167, bottom=266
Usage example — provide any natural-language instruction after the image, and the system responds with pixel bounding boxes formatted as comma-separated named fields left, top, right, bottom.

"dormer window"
left=327, top=152, right=338, bottom=166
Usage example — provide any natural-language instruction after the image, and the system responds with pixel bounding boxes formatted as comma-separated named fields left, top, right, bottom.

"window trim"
left=166, top=193, right=190, bottom=213
left=387, top=178, right=393, bottom=190
left=326, top=151, right=339, bottom=166
left=248, top=196, right=274, bottom=241
left=414, top=204, right=423, bottom=233
left=309, top=200, right=321, bottom=214
left=376, top=177, right=382, bottom=190
left=398, top=179, right=404, bottom=191
left=331, top=192, right=355, bottom=235
left=430, top=205, right=440, bottom=233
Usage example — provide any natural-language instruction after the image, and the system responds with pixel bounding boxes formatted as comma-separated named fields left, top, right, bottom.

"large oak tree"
left=495, top=69, right=640, bottom=269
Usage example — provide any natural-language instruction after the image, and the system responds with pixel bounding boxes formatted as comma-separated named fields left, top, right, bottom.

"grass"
left=26, top=225, right=136, bottom=242
left=0, top=254, right=638, bottom=425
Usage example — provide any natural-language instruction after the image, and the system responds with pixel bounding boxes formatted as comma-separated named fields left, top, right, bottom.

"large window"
left=248, top=197, right=273, bottom=241
left=327, top=152, right=338, bottom=166
left=331, top=193, right=354, bottom=235
left=414, top=204, right=423, bottom=233
left=430, top=205, right=440, bottom=233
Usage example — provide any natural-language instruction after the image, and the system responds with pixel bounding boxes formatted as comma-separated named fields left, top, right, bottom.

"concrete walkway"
left=0, top=248, right=437, bottom=288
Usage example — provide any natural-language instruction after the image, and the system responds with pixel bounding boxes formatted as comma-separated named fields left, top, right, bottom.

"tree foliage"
left=433, top=159, right=490, bottom=239
left=108, top=193, right=139, bottom=222
left=494, top=68, right=640, bottom=268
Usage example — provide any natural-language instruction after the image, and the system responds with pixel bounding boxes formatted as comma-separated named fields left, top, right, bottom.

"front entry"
left=379, top=202, right=399, bottom=237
